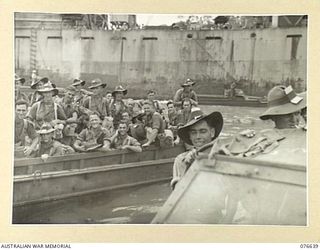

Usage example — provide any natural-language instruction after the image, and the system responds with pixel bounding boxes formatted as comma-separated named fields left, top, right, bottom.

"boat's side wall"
left=13, top=158, right=175, bottom=206
left=14, top=145, right=185, bottom=175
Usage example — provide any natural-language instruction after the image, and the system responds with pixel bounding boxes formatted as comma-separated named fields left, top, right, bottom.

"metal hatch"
left=152, top=154, right=306, bottom=225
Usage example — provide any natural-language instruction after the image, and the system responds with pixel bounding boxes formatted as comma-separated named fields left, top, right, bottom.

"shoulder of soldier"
left=55, top=102, right=64, bottom=109
left=258, top=128, right=286, bottom=141
left=269, top=127, right=306, bottom=139
left=174, top=89, right=184, bottom=97
left=52, top=140, right=63, bottom=147
left=176, top=88, right=183, bottom=94
left=83, top=96, right=90, bottom=102
left=31, top=100, right=41, bottom=108
left=101, top=127, right=110, bottom=134
left=151, top=111, right=161, bottom=118
left=78, top=128, right=89, bottom=136
left=24, top=119, right=36, bottom=128
left=127, top=134, right=138, bottom=141
left=175, top=151, right=190, bottom=162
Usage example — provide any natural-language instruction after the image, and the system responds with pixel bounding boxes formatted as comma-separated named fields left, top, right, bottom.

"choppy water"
left=201, top=105, right=274, bottom=137
left=13, top=105, right=274, bottom=224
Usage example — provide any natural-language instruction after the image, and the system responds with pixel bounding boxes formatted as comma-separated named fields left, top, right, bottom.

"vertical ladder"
left=30, top=28, right=37, bottom=70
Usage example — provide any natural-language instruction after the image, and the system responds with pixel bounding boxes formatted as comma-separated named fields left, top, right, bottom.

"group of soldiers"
left=14, top=74, right=307, bottom=195
left=14, top=75, right=199, bottom=159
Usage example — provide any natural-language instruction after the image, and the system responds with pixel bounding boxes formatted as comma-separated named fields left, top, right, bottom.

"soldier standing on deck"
left=173, top=79, right=198, bottom=108
left=27, top=82, right=67, bottom=129
left=72, top=78, right=86, bottom=105
left=109, top=86, right=128, bottom=129
left=29, top=77, right=50, bottom=105
left=146, top=90, right=162, bottom=113
left=83, top=79, right=109, bottom=119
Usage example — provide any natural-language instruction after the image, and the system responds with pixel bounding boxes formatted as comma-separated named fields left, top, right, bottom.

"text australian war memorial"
left=13, top=13, right=307, bottom=225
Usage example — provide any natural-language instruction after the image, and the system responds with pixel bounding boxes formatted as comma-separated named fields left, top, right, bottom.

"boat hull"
left=198, top=94, right=267, bottom=107
left=14, top=145, right=184, bottom=175
left=13, top=145, right=185, bottom=207
left=14, top=158, right=174, bottom=207
left=152, top=154, right=306, bottom=225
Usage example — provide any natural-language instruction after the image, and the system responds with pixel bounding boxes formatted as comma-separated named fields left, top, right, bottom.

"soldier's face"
left=40, top=133, right=53, bottom=143
left=42, top=91, right=53, bottom=100
left=271, top=111, right=301, bottom=129
left=167, top=103, right=175, bottom=114
left=118, top=123, right=128, bottom=136
left=66, top=92, right=74, bottom=102
left=114, top=92, right=123, bottom=101
left=189, top=120, right=215, bottom=148
left=90, top=115, right=101, bottom=128
left=184, top=86, right=191, bottom=92
left=64, top=123, right=77, bottom=136
left=122, top=112, right=130, bottom=122
left=16, top=104, right=28, bottom=119
left=106, top=93, right=112, bottom=101
left=183, top=101, right=191, bottom=110
left=148, top=93, right=155, bottom=101
left=92, top=86, right=101, bottom=95
left=143, top=104, right=153, bottom=115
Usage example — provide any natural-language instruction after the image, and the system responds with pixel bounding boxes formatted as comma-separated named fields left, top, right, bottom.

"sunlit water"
left=13, top=105, right=274, bottom=224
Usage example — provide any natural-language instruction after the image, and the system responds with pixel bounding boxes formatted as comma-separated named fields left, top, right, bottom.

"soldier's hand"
left=23, top=146, right=33, bottom=156
left=77, top=146, right=86, bottom=152
left=183, top=148, right=198, bottom=165
left=41, top=154, right=49, bottom=162
left=190, top=99, right=198, bottom=106
left=142, top=142, right=151, bottom=147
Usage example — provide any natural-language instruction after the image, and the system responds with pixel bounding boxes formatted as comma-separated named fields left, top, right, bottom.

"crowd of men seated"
left=14, top=74, right=199, bottom=158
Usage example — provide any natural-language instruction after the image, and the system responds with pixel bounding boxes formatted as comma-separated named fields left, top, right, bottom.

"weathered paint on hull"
left=152, top=154, right=306, bottom=225
left=14, top=158, right=174, bottom=207
left=13, top=145, right=185, bottom=207
left=14, top=145, right=185, bottom=175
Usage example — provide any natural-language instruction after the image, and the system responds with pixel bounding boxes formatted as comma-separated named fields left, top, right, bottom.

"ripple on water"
left=200, top=105, right=274, bottom=137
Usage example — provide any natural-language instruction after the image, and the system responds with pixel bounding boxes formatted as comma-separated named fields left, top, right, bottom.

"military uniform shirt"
left=27, top=101, right=67, bottom=129
left=143, top=111, right=165, bottom=133
left=15, top=118, right=37, bottom=146
left=109, top=134, right=141, bottom=150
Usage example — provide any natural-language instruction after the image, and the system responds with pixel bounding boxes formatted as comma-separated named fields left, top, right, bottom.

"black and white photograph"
left=13, top=13, right=307, bottom=225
